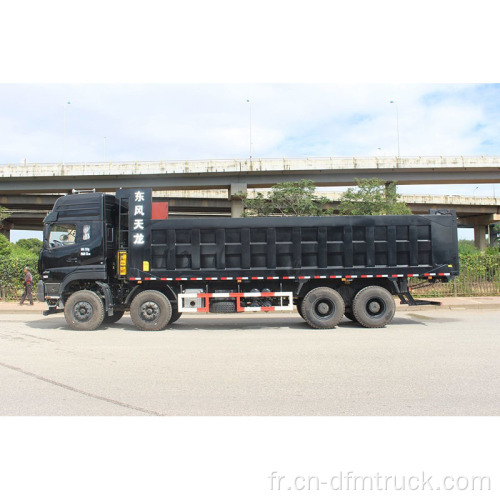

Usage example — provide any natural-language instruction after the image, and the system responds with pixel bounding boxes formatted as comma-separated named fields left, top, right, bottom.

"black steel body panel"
left=120, top=186, right=458, bottom=281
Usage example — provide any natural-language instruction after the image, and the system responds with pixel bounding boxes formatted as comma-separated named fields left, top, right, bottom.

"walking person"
left=19, top=266, right=34, bottom=306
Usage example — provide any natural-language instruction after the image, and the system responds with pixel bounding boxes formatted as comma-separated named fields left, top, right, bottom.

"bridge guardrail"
left=3, top=156, right=500, bottom=178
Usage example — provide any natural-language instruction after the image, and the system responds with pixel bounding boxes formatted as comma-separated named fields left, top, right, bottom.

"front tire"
left=300, top=287, right=345, bottom=329
left=130, top=290, right=172, bottom=331
left=352, top=286, right=395, bottom=328
left=64, top=290, right=105, bottom=331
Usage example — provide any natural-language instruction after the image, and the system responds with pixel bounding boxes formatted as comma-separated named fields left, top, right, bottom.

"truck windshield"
left=48, top=223, right=77, bottom=247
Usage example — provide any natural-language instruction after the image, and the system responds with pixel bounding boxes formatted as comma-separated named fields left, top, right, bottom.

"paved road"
left=0, top=310, right=498, bottom=416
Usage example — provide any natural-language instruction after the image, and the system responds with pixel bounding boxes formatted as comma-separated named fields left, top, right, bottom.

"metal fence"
left=0, top=286, right=26, bottom=302
left=410, top=268, right=500, bottom=297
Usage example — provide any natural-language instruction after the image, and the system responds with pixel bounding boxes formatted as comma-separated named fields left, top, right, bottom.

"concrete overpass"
left=1, top=156, right=499, bottom=248
left=1, top=156, right=500, bottom=193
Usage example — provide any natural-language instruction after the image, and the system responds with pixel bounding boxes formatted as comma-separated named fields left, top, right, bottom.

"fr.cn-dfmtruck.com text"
left=268, top=471, right=492, bottom=493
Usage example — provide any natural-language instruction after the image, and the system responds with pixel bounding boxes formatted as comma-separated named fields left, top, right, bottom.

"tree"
left=14, top=238, right=43, bottom=254
left=338, top=178, right=411, bottom=216
left=241, top=180, right=333, bottom=217
left=0, top=233, right=11, bottom=256
left=0, top=206, right=11, bottom=228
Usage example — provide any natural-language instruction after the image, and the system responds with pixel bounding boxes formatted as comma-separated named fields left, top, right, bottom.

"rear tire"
left=169, top=309, right=182, bottom=324
left=103, top=310, right=124, bottom=324
left=300, top=287, right=345, bottom=329
left=344, top=311, right=357, bottom=322
left=130, top=290, right=172, bottom=331
left=352, top=286, right=395, bottom=328
left=64, top=290, right=105, bottom=331
left=296, top=299, right=305, bottom=319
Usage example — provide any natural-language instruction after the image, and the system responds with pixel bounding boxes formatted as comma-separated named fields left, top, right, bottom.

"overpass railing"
left=2, top=156, right=500, bottom=178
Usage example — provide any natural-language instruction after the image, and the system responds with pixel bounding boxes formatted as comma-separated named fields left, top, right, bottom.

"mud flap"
left=398, top=291, right=441, bottom=307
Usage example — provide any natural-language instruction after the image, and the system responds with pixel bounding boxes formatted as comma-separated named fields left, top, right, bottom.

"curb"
left=396, top=304, right=500, bottom=312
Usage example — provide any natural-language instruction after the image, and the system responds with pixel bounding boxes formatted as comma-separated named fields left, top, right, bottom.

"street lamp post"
left=63, top=100, right=71, bottom=165
left=389, top=100, right=400, bottom=157
left=104, top=136, right=107, bottom=162
left=246, top=99, right=252, bottom=160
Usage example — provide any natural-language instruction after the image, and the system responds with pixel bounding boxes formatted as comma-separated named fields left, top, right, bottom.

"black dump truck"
left=37, top=188, right=459, bottom=331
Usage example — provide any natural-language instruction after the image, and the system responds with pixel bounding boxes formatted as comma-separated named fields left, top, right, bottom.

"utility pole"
left=63, top=100, right=71, bottom=165
left=246, top=99, right=252, bottom=161
left=389, top=100, right=400, bottom=157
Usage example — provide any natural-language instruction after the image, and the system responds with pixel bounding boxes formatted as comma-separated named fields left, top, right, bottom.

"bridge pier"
left=460, top=214, right=500, bottom=250
left=229, top=183, right=247, bottom=218
left=474, top=225, right=487, bottom=251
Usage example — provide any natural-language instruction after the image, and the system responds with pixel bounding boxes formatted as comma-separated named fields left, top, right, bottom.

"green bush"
left=0, top=233, right=11, bottom=256
left=0, top=254, right=39, bottom=301
left=485, top=246, right=500, bottom=256
left=458, top=239, right=480, bottom=255
left=412, top=252, right=500, bottom=297
left=459, top=253, right=500, bottom=276
left=9, top=244, right=40, bottom=260
left=14, top=238, right=42, bottom=254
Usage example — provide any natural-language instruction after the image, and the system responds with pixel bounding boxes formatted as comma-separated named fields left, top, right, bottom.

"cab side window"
left=82, top=224, right=91, bottom=241
left=49, top=224, right=77, bottom=248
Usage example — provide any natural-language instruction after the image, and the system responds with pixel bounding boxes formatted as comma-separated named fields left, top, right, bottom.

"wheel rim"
left=139, top=301, right=160, bottom=322
left=315, top=299, right=334, bottom=318
left=365, top=298, right=386, bottom=317
left=74, top=301, right=93, bottom=322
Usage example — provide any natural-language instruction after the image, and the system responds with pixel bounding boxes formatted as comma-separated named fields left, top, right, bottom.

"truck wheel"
left=103, top=310, right=124, bottom=324
left=64, top=290, right=105, bottom=331
left=130, top=290, right=172, bottom=331
left=296, top=299, right=305, bottom=319
left=344, top=311, right=357, bottom=322
left=300, top=287, right=345, bottom=329
left=352, top=286, right=395, bottom=328
left=169, top=309, right=182, bottom=324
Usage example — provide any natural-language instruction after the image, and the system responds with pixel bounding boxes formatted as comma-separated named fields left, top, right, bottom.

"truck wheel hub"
left=140, top=301, right=159, bottom=321
left=74, top=302, right=92, bottom=321
left=317, top=301, right=331, bottom=316
left=367, top=300, right=382, bottom=314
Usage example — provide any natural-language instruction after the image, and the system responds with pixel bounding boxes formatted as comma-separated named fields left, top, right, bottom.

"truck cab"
left=38, top=192, right=118, bottom=309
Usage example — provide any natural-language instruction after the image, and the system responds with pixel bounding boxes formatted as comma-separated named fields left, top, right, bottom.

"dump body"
left=129, top=212, right=458, bottom=281
left=122, top=188, right=459, bottom=281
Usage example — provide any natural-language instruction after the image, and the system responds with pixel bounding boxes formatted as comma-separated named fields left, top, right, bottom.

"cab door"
left=40, top=222, right=104, bottom=282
